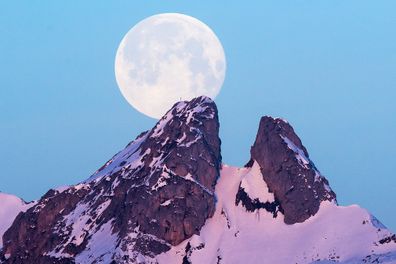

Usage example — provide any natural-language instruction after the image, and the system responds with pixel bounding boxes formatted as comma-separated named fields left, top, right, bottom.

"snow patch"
left=0, top=193, right=36, bottom=247
left=280, top=135, right=310, bottom=169
left=86, top=133, right=148, bottom=182
left=75, top=220, right=118, bottom=264
left=157, top=165, right=396, bottom=264
left=160, top=199, right=173, bottom=206
left=240, top=161, right=275, bottom=203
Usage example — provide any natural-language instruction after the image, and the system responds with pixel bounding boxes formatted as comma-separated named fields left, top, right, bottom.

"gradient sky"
left=1, top=1, right=395, bottom=230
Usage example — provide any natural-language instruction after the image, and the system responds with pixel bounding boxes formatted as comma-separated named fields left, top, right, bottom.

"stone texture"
left=249, top=116, right=336, bottom=224
left=1, top=96, right=221, bottom=264
left=0, top=100, right=340, bottom=263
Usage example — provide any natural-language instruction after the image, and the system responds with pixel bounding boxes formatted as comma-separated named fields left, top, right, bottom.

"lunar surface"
left=115, top=13, right=226, bottom=119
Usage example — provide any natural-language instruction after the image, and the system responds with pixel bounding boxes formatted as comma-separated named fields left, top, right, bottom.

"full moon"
left=115, top=13, right=226, bottom=119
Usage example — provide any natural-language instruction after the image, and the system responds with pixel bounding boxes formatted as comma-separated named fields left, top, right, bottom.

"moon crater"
left=115, top=13, right=226, bottom=119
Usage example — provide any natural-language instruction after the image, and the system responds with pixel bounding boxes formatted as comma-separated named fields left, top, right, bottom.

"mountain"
left=1, top=96, right=395, bottom=264
left=0, top=193, right=35, bottom=247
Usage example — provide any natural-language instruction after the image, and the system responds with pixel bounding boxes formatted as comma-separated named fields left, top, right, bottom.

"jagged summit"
left=249, top=116, right=336, bottom=224
left=1, top=96, right=395, bottom=264
left=88, top=95, right=220, bottom=186
left=1, top=95, right=221, bottom=263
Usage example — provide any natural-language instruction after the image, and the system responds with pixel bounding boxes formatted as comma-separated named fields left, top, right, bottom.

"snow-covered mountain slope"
left=0, top=193, right=35, bottom=247
left=1, top=96, right=395, bottom=264
left=158, top=163, right=396, bottom=264
left=1, top=96, right=222, bottom=263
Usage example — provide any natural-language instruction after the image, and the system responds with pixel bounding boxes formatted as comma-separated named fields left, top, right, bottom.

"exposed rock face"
left=249, top=116, right=336, bottom=224
left=1, top=96, right=221, bottom=264
left=3, top=98, right=391, bottom=264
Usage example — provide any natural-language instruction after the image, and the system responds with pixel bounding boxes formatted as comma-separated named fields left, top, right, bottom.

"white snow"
left=151, top=167, right=212, bottom=194
left=86, top=132, right=148, bottom=182
left=0, top=192, right=35, bottom=247
left=151, top=110, right=174, bottom=138
left=160, top=199, right=173, bottom=206
left=184, top=173, right=213, bottom=195
left=5, top=159, right=392, bottom=263
left=5, top=98, right=394, bottom=263
left=54, top=185, right=70, bottom=193
left=62, top=201, right=92, bottom=247
left=46, top=196, right=113, bottom=260
left=75, top=220, right=118, bottom=264
left=152, top=167, right=172, bottom=191
left=176, top=132, right=187, bottom=143
left=44, top=249, right=73, bottom=259
left=157, top=164, right=396, bottom=264
left=275, top=117, right=289, bottom=124
left=180, top=135, right=201, bottom=147
left=151, top=96, right=214, bottom=140
left=280, top=134, right=310, bottom=169
left=240, top=162, right=275, bottom=203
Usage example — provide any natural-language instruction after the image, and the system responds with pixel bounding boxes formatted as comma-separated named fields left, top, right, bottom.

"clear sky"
left=1, top=1, right=395, bottom=230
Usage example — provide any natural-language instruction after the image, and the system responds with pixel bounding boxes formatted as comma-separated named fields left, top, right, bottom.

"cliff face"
left=249, top=116, right=336, bottom=224
left=2, top=96, right=221, bottom=264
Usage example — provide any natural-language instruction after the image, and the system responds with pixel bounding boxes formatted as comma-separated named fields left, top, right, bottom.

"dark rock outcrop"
left=235, top=185, right=281, bottom=218
left=249, top=116, right=336, bottom=224
left=1, top=96, right=221, bottom=264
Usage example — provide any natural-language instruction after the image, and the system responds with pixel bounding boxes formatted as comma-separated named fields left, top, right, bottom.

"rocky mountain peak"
left=249, top=116, right=336, bottom=224
left=89, top=95, right=221, bottom=191
left=141, top=95, right=221, bottom=192
left=1, top=96, right=221, bottom=263
left=2, top=98, right=394, bottom=264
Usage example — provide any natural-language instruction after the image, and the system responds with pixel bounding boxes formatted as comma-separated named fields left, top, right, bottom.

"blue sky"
left=1, top=1, right=395, bottom=230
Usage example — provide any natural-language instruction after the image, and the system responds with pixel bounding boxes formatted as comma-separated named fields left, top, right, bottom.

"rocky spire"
left=2, top=96, right=222, bottom=263
left=249, top=116, right=336, bottom=224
